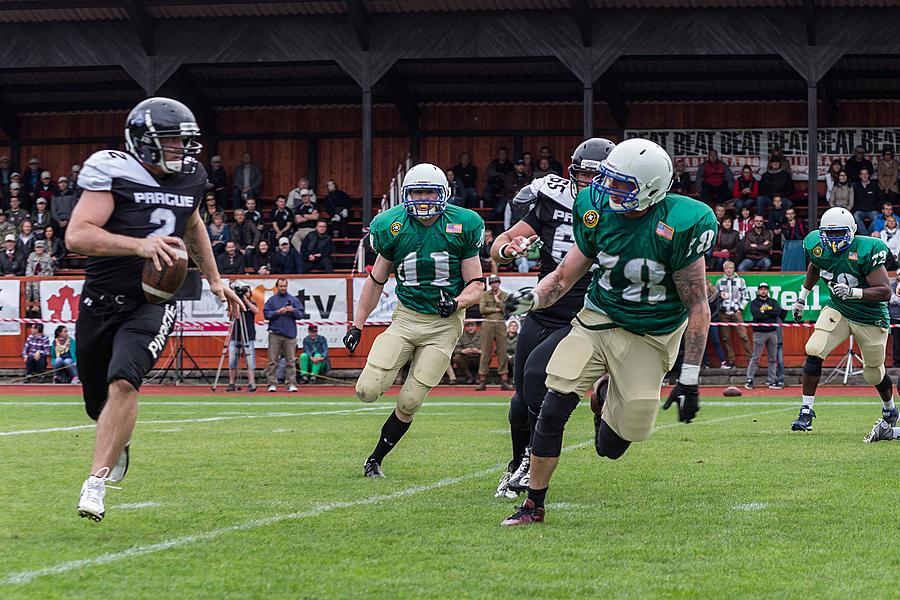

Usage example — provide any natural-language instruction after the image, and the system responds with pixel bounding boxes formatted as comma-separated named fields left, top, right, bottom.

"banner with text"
left=708, top=272, right=830, bottom=322
left=625, top=127, right=900, bottom=180
left=0, top=280, right=20, bottom=335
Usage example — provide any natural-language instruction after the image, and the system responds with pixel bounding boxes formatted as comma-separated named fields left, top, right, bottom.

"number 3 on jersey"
left=397, top=251, right=451, bottom=286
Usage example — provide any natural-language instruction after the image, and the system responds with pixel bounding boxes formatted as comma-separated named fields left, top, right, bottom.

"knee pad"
left=396, top=377, right=430, bottom=415
left=544, top=333, right=593, bottom=395
left=596, top=419, right=631, bottom=460
left=864, top=364, right=886, bottom=386
left=802, top=355, right=823, bottom=377
left=532, top=390, right=580, bottom=458
left=355, top=366, right=385, bottom=404
left=396, top=346, right=450, bottom=414
left=876, top=372, right=893, bottom=394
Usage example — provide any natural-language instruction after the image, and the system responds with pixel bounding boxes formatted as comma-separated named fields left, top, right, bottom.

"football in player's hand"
left=141, top=238, right=188, bottom=304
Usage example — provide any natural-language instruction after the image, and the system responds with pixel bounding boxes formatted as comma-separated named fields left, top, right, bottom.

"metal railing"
left=354, top=154, right=414, bottom=274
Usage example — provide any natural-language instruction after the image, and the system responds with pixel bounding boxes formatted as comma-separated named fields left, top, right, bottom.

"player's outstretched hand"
left=663, top=382, right=700, bottom=423
left=792, top=299, right=805, bottom=322
left=438, top=289, right=459, bottom=318
left=504, top=290, right=535, bottom=317
left=137, top=235, right=181, bottom=271
left=343, top=326, right=362, bottom=353
left=211, top=281, right=244, bottom=320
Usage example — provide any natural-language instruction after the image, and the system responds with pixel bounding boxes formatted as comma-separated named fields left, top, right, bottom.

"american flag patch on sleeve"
left=655, top=221, right=674, bottom=240
left=446, top=223, right=462, bottom=234
left=849, top=252, right=858, bottom=261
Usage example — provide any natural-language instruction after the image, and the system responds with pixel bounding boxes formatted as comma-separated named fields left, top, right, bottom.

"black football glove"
left=438, top=290, right=458, bottom=318
left=343, top=326, right=362, bottom=353
left=504, top=290, right=535, bottom=318
left=663, top=382, right=700, bottom=423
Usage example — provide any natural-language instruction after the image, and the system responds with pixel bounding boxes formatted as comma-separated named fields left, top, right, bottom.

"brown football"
left=141, top=238, right=189, bottom=304
left=723, top=386, right=743, bottom=397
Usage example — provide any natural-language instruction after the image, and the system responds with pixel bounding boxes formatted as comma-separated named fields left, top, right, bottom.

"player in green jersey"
left=502, top=138, right=717, bottom=525
left=789, top=207, right=897, bottom=439
left=343, top=163, right=486, bottom=476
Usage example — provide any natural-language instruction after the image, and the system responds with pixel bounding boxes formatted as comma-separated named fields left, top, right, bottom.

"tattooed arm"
left=672, top=258, right=711, bottom=367
left=532, top=245, right=593, bottom=310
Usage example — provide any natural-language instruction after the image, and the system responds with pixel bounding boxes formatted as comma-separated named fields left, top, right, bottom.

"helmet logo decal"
left=583, top=210, right=599, bottom=228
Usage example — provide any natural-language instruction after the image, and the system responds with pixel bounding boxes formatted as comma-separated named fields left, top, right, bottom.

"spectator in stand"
left=765, top=195, right=788, bottom=243
left=291, top=190, right=319, bottom=250
left=532, top=157, right=552, bottom=180
left=31, top=198, right=52, bottom=234
left=0, top=234, right=23, bottom=275
left=23, top=323, right=50, bottom=381
left=879, top=215, right=900, bottom=261
left=781, top=207, right=808, bottom=241
left=732, top=164, right=759, bottom=211
left=248, top=238, right=272, bottom=275
left=299, top=324, right=329, bottom=384
left=43, top=225, right=65, bottom=266
left=715, top=261, right=752, bottom=369
left=872, top=201, right=895, bottom=235
left=199, top=192, right=220, bottom=225
left=34, top=171, right=54, bottom=206
left=447, top=168, right=465, bottom=207
left=22, top=158, right=41, bottom=207
left=216, top=240, right=245, bottom=275
left=538, top=146, right=563, bottom=175
left=521, top=152, right=534, bottom=178
left=51, top=325, right=77, bottom=383
left=829, top=169, right=854, bottom=210
left=230, top=208, right=260, bottom=254
left=877, top=147, right=899, bottom=202
left=500, top=159, right=530, bottom=222
left=825, top=158, right=844, bottom=205
left=506, top=318, right=519, bottom=375
left=67, top=164, right=82, bottom=196
left=25, top=239, right=54, bottom=305
left=207, top=156, right=228, bottom=208
left=0, top=212, right=14, bottom=242
left=323, top=179, right=352, bottom=238
left=244, top=196, right=262, bottom=226
left=696, top=149, right=734, bottom=204
left=713, top=203, right=726, bottom=223
left=845, top=145, right=874, bottom=183
left=736, top=206, right=754, bottom=239
left=480, top=228, right=496, bottom=275
left=671, top=158, right=692, bottom=195
left=484, top=147, right=513, bottom=212
left=0, top=156, right=9, bottom=191
left=287, top=177, right=316, bottom=210
left=704, top=279, right=727, bottom=369
left=890, top=277, right=900, bottom=367
left=744, top=282, right=785, bottom=390
left=273, top=236, right=302, bottom=275
left=17, top=220, right=34, bottom=256
left=852, top=168, right=881, bottom=235
left=710, top=216, right=741, bottom=271
left=263, top=278, right=304, bottom=393
left=452, top=153, right=477, bottom=208
left=756, top=156, right=794, bottom=216
left=738, top=215, right=773, bottom=271
left=232, top=152, right=263, bottom=209
left=7, top=172, right=21, bottom=203
left=51, top=176, right=76, bottom=233
left=6, top=187, right=27, bottom=228
left=207, top=212, right=230, bottom=255
left=768, top=146, right=789, bottom=172
left=451, top=321, right=481, bottom=385
left=270, top=194, right=293, bottom=244
left=299, top=220, right=334, bottom=274
left=476, top=274, right=512, bottom=391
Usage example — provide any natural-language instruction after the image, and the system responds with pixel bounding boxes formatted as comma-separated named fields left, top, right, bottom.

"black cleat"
left=791, top=406, right=816, bottom=431
left=363, top=458, right=384, bottom=478
left=501, top=499, right=545, bottom=526
left=591, top=377, right=609, bottom=456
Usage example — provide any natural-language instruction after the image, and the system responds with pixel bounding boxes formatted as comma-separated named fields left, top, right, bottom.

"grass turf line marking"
left=0, top=406, right=790, bottom=587
left=114, top=502, right=161, bottom=510
left=0, top=406, right=386, bottom=437
left=733, top=502, right=769, bottom=511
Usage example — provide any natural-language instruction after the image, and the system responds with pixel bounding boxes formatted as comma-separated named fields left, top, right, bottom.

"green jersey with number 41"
left=573, top=191, right=718, bottom=336
left=369, top=203, right=485, bottom=315
left=803, top=231, right=890, bottom=327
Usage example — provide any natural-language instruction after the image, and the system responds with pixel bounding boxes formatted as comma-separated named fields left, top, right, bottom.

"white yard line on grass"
left=0, top=406, right=792, bottom=587
left=114, top=502, right=161, bottom=510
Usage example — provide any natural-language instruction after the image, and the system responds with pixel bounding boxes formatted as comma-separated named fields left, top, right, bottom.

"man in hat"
left=25, top=239, right=55, bottom=306
left=477, top=274, right=512, bottom=390
left=291, top=189, right=319, bottom=249
left=299, top=324, right=329, bottom=384
left=52, top=175, right=77, bottom=233
left=6, top=189, right=27, bottom=228
left=31, top=197, right=52, bottom=232
left=744, top=282, right=786, bottom=389
left=0, top=233, right=24, bottom=275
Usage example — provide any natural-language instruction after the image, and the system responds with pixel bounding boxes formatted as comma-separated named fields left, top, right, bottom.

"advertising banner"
left=0, top=280, right=20, bottom=335
left=707, top=272, right=829, bottom=322
left=39, top=279, right=84, bottom=330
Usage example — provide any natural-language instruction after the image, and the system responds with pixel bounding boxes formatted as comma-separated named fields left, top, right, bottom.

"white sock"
left=892, top=427, right=900, bottom=440
left=884, top=398, right=895, bottom=410
left=802, top=395, right=815, bottom=408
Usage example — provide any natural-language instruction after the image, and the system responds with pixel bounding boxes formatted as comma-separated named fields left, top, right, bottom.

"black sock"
left=369, top=411, right=412, bottom=464
left=511, top=425, right=531, bottom=468
left=527, top=486, right=548, bottom=508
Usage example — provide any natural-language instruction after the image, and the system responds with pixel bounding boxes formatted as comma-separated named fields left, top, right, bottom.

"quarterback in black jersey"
left=69, top=97, right=243, bottom=523
left=489, top=138, right=615, bottom=500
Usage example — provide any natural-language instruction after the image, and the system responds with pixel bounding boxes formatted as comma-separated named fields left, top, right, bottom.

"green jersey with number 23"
left=369, top=203, right=485, bottom=315
left=573, top=190, right=718, bottom=336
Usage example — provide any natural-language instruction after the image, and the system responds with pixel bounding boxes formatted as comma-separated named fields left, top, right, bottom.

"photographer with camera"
left=227, top=281, right=259, bottom=392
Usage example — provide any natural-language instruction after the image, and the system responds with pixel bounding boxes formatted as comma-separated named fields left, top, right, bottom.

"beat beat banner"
left=624, top=127, right=900, bottom=180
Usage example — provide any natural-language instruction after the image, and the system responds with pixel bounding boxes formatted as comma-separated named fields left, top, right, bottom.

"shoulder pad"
left=79, top=149, right=160, bottom=191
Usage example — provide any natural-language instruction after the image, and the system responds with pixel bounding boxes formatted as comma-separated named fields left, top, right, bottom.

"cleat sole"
left=77, top=509, right=104, bottom=522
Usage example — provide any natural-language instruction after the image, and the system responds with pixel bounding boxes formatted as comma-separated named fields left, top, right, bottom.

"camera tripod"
left=212, top=311, right=255, bottom=391
left=823, top=334, right=863, bottom=385
left=157, top=300, right=210, bottom=386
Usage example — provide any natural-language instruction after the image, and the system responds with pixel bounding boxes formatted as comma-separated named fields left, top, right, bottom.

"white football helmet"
left=819, top=206, right=856, bottom=253
left=591, top=138, right=673, bottom=212
left=401, top=163, right=449, bottom=220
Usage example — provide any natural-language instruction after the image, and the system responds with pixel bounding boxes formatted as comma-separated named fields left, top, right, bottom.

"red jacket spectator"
left=732, top=169, right=758, bottom=204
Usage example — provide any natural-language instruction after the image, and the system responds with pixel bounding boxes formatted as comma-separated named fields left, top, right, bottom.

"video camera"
left=231, top=281, right=251, bottom=297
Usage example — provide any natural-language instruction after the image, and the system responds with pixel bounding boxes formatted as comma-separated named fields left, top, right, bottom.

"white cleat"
left=495, top=471, right=518, bottom=499
left=108, top=443, right=130, bottom=483
left=508, top=452, right=531, bottom=493
left=287, top=385, right=298, bottom=393
left=77, top=467, right=113, bottom=522
left=864, top=419, right=895, bottom=443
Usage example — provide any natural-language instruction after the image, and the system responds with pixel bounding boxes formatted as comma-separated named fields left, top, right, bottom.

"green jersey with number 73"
left=572, top=190, right=718, bottom=336
left=803, top=230, right=890, bottom=327
left=369, top=203, right=485, bottom=315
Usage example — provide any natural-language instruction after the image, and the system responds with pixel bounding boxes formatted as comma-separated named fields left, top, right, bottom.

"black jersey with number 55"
left=515, top=173, right=592, bottom=326
left=77, top=149, right=207, bottom=299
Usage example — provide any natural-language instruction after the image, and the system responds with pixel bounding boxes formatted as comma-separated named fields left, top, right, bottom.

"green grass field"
left=1, top=392, right=897, bottom=599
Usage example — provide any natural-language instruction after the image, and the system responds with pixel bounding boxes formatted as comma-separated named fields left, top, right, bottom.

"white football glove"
left=830, top=282, right=862, bottom=300
left=792, top=299, right=805, bottom=322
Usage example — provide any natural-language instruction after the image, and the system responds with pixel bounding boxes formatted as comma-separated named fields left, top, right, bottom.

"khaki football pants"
left=544, top=308, right=686, bottom=442
left=356, top=303, right=464, bottom=414
left=806, top=306, right=888, bottom=384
